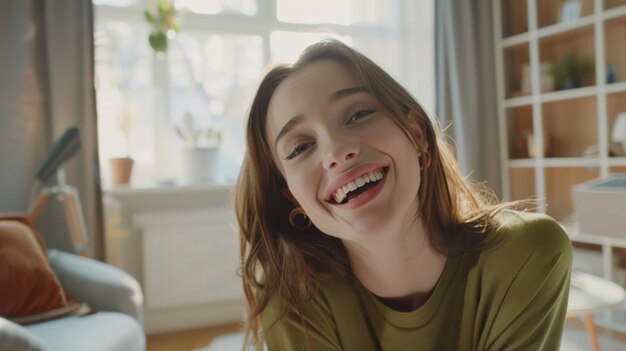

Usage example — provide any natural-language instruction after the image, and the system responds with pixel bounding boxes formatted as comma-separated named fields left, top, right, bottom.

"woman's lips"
left=325, top=167, right=388, bottom=205
left=334, top=169, right=387, bottom=209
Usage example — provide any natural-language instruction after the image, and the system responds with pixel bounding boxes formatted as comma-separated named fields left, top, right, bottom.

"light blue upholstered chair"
left=0, top=249, right=145, bottom=351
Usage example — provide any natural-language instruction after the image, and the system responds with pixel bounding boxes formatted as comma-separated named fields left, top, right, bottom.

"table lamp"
left=612, top=112, right=626, bottom=156
left=28, top=127, right=89, bottom=253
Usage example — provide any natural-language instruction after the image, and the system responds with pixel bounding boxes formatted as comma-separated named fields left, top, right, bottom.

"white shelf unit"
left=494, top=0, right=626, bottom=221
left=494, top=0, right=626, bottom=333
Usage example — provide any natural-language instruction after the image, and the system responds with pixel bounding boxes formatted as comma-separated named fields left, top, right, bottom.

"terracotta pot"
left=109, top=157, right=134, bottom=185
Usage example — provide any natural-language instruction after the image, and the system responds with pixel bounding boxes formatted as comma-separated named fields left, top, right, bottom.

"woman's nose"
left=323, top=138, right=360, bottom=170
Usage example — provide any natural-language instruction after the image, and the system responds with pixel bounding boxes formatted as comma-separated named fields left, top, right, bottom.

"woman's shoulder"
left=470, top=210, right=573, bottom=274
left=492, top=210, right=572, bottom=254
left=461, top=210, right=573, bottom=304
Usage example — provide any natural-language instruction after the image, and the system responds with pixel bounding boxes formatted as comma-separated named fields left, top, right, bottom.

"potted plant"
left=175, top=112, right=223, bottom=184
left=144, top=0, right=181, bottom=54
left=109, top=104, right=139, bottom=185
left=550, top=51, right=593, bottom=90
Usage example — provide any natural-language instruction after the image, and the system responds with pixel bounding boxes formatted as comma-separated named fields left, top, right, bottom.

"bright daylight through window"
left=93, top=0, right=433, bottom=187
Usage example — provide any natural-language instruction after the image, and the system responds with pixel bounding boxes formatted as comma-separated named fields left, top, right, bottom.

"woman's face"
left=265, top=60, right=427, bottom=241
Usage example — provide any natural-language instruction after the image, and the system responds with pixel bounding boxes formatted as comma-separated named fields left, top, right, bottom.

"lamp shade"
left=612, top=112, right=626, bottom=155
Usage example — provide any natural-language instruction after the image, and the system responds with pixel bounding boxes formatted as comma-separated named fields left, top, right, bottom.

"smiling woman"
left=235, top=39, right=573, bottom=351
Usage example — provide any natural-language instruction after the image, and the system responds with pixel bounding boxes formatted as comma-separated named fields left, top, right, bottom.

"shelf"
left=540, top=85, right=597, bottom=102
left=508, top=159, right=536, bottom=168
left=497, top=0, right=625, bottom=222
left=604, top=3, right=626, bottom=18
left=609, top=157, right=626, bottom=166
left=501, top=33, right=530, bottom=48
left=537, top=0, right=594, bottom=29
left=507, top=158, right=601, bottom=167
left=537, top=15, right=595, bottom=40
left=607, top=81, right=626, bottom=93
left=504, top=95, right=532, bottom=108
left=543, top=157, right=601, bottom=167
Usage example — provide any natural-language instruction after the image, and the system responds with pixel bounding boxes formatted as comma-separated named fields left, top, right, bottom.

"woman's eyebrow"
left=330, top=86, right=369, bottom=102
left=274, top=114, right=304, bottom=149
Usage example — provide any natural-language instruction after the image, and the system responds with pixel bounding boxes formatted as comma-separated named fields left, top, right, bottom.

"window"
left=94, top=0, right=434, bottom=186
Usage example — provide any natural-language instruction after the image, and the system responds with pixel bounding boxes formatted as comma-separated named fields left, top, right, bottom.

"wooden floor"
left=147, top=324, right=243, bottom=351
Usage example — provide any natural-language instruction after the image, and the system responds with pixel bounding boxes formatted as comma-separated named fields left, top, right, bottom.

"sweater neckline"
left=354, top=242, right=462, bottom=329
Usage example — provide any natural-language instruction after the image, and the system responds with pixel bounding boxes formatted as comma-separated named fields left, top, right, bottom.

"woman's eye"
left=347, top=108, right=376, bottom=123
left=286, top=142, right=315, bottom=160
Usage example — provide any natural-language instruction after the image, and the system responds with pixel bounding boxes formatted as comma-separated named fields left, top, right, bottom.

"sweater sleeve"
left=261, top=289, right=343, bottom=351
left=485, top=216, right=573, bottom=351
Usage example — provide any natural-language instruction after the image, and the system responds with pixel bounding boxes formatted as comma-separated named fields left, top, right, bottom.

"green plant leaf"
left=144, top=10, right=154, bottom=23
left=149, top=31, right=168, bottom=52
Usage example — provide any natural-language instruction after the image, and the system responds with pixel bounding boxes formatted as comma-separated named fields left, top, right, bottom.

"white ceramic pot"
left=180, top=147, right=220, bottom=184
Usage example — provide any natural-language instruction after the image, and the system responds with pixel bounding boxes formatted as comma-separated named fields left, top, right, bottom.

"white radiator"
left=135, top=207, right=243, bottom=309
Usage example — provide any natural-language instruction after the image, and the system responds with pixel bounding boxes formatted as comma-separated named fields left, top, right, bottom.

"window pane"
left=94, top=21, right=155, bottom=183
left=352, top=36, right=402, bottom=82
left=177, top=0, right=257, bottom=16
left=276, top=0, right=397, bottom=26
left=169, top=33, right=263, bottom=175
left=92, top=0, right=138, bottom=6
left=270, top=31, right=352, bottom=63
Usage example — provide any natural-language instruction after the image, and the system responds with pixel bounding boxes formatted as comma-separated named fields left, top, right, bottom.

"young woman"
left=235, top=39, right=572, bottom=351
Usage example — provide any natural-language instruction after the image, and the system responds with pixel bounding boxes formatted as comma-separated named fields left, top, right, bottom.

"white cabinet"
left=104, top=183, right=244, bottom=334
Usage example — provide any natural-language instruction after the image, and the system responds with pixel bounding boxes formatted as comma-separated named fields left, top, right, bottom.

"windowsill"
left=103, top=179, right=235, bottom=197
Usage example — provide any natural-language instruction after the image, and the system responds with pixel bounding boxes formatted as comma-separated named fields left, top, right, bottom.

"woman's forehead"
left=265, top=60, right=359, bottom=138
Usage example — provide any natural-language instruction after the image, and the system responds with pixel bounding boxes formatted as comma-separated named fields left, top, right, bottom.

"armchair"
left=0, top=249, right=145, bottom=351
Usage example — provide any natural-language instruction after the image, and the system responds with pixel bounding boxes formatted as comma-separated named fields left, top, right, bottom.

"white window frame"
left=94, top=0, right=434, bottom=184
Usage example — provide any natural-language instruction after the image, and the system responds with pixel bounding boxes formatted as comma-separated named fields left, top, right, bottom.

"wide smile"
left=325, top=167, right=389, bottom=206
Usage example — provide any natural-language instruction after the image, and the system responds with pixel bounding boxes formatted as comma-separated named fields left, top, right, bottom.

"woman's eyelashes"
left=286, top=141, right=315, bottom=160
left=347, top=108, right=376, bottom=124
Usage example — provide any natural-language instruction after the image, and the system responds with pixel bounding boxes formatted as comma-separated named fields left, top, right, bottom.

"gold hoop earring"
left=289, top=207, right=311, bottom=230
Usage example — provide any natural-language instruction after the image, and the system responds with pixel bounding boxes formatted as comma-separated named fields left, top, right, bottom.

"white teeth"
left=332, top=168, right=385, bottom=204
left=356, top=177, right=365, bottom=187
left=334, top=192, right=343, bottom=203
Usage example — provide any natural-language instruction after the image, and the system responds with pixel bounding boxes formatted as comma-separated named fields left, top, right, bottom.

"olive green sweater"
left=261, top=211, right=573, bottom=350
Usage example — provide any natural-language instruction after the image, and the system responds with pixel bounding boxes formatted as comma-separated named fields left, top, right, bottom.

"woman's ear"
left=407, top=112, right=429, bottom=151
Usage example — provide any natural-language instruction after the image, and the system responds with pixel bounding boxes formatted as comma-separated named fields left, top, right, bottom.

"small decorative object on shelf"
left=559, top=0, right=582, bottom=23
left=521, top=62, right=555, bottom=94
left=550, top=51, right=592, bottom=90
left=109, top=103, right=139, bottom=186
left=175, top=112, right=223, bottom=184
left=525, top=130, right=550, bottom=158
left=611, top=112, right=626, bottom=157
left=607, top=64, right=617, bottom=84
left=144, top=0, right=181, bottom=54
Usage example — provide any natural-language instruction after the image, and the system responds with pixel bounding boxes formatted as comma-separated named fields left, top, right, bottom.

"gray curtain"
left=435, top=0, right=502, bottom=196
left=0, top=0, right=104, bottom=260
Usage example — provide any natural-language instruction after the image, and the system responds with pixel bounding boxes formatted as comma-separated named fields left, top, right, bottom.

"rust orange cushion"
left=0, top=216, right=69, bottom=319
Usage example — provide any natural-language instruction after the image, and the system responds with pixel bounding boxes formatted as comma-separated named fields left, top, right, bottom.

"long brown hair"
left=236, top=39, right=515, bottom=350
